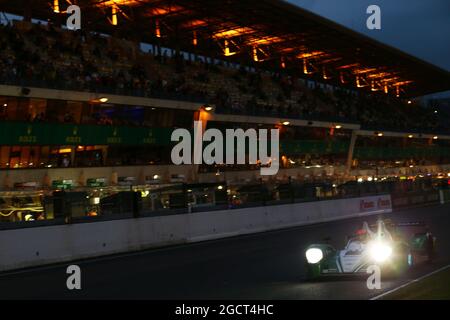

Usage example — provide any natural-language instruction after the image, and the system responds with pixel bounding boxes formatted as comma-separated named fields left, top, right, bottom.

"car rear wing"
left=369, top=221, right=427, bottom=229
left=394, top=221, right=427, bottom=227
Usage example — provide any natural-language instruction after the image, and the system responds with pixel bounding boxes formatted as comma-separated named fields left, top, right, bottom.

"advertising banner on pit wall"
left=358, top=195, right=392, bottom=213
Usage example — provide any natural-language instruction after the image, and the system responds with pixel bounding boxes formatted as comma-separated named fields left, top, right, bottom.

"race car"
left=304, top=219, right=436, bottom=279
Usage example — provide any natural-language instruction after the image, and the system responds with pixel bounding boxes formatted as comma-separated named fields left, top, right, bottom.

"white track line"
left=370, top=264, right=450, bottom=300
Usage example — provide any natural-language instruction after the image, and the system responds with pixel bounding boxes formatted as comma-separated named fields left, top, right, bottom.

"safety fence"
left=0, top=178, right=447, bottom=230
left=0, top=181, right=448, bottom=271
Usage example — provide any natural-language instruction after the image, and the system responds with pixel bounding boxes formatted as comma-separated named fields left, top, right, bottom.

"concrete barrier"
left=0, top=194, right=391, bottom=272
left=440, top=189, right=450, bottom=204
left=391, top=191, right=440, bottom=209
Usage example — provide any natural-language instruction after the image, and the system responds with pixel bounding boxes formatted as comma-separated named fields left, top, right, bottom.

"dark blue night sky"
left=289, top=1, right=450, bottom=97
left=289, top=0, right=450, bottom=70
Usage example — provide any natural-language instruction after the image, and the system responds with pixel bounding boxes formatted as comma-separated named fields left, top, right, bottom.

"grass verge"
left=381, top=266, right=450, bottom=300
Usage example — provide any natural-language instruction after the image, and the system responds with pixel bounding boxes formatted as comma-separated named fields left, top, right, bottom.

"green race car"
left=305, top=219, right=436, bottom=279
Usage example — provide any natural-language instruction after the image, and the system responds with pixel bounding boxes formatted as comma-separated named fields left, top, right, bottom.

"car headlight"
left=369, top=242, right=392, bottom=262
left=306, top=248, right=323, bottom=264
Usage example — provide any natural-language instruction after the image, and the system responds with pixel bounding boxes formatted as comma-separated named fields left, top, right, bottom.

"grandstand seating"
left=0, top=21, right=447, bottom=133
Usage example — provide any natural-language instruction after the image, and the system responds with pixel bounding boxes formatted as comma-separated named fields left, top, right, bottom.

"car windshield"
left=344, top=238, right=367, bottom=254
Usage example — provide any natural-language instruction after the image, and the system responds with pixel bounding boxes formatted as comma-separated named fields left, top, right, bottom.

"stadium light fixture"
left=90, top=97, right=109, bottom=104
left=181, top=19, right=207, bottom=31
left=223, top=40, right=237, bottom=57
left=433, top=136, right=439, bottom=140
left=370, top=81, right=380, bottom=91
left=192, top=31, right=198, bottom=46
left=53, top=0, right=60, bottom=13
left=203, top=105, right=214, bottom=112
left=408, top=134, right=413, bottom=138
left=147, top=4, right=184, bottom=17
left=155, top=19, right=161, bottom=38
left=339, top=72, right=346, bottom=84
left=214, top=27, right=253, bottom=39
left=251, top=47, right=268, bottom=62
left=334, top=125, right=342, bottom=129
left=322, top=67, right=330, bottom=80
left=253, top=47, right=259, bottom=62
left=248, top=36, right=283, bottom=46
left=282, top=121, right=290, bottom=126
left=376, top=132, right=383, bottom=137
left=302, top=59, right=311, bottom=75
left=224, top=40, right=230, bottom=56
left=111, top=5, right=118, bottom=25
left=298, top=51, right=324, bottom=59
left=101, top=0, right=140, bottom=5
left=354, top=67, right=377, bottom=74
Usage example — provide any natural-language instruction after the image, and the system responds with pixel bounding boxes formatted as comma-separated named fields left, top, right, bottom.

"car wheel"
left=407, top=252, right=415, bottom=268
left=391, top=245, right=412, bottom=277
left=306, top=263, right=321, bottom=280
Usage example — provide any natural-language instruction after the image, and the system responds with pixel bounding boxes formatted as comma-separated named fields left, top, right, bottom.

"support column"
left=346, top=130, right=358, bottom=175
left=70, top=147, right=76, bottom=166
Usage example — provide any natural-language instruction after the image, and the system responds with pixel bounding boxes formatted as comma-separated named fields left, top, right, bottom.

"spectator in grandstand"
left=0, top=21, right=447, bottom=134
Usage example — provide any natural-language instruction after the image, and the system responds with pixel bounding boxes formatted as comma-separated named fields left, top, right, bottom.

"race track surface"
left=1, top=203, right=449, bottom=299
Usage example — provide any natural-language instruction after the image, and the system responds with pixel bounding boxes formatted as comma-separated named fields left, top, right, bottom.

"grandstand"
left=0, top=0, right=450, bottom=222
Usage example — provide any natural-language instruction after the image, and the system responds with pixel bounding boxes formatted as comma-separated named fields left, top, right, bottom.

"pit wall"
left=0, top=194, right=392, bottom=272
left=440, top=189, right=450, bottom=204
left=391, top=190, right=441, bottom=209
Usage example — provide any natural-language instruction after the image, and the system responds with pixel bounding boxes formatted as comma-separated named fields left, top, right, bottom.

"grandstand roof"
left=3, top=0, right=450, bottom=97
